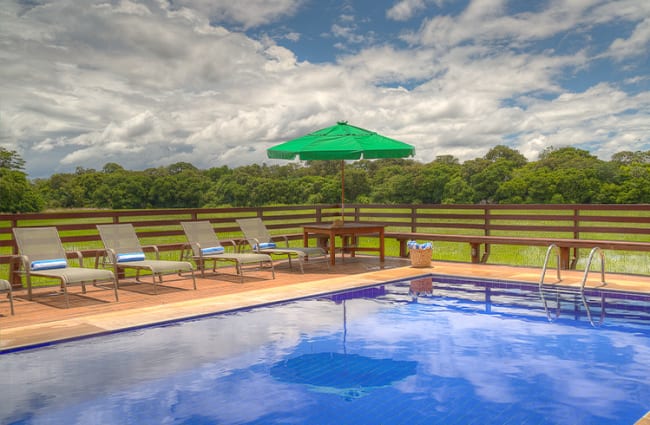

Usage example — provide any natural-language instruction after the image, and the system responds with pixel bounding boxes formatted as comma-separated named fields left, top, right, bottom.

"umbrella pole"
left=340, top=160, right=345, bottom=222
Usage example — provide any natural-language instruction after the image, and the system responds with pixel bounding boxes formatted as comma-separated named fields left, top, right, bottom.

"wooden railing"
left=2, top=203, right=650, bottom=278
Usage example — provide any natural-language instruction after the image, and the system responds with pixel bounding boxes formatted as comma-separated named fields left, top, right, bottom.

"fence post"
left=411, top=206, right=417, bottom=233
left=9, top=215, right=21, bottom=288
left=572, top=207, right=580, bottom=267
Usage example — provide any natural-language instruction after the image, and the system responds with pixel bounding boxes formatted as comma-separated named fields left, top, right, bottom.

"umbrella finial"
left=337, top=121, right=348, bottom=125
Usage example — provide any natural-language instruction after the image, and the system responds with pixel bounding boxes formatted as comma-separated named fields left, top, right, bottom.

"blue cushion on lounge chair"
left=117, top=252, right=146, bottom=262
left=31, top=258, right=67, bottom=271
left=201, top=246, right=225, bottom=255
left=255, top=242, right=277, bottom=249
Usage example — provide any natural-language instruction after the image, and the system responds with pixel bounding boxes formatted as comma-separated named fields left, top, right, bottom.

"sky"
left=1, top=0, right=649, bottom=178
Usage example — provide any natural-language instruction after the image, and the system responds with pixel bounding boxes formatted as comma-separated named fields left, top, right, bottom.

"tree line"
left=2, top=145, right=650, bottom=213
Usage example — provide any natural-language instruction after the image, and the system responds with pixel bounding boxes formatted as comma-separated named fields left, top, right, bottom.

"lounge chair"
left=181, top=221, right=275, bottom=281
left=12, top=227, right=118, bottom=308
left=97, top=223, right=196, bottom=293
left=236, top=218, right=328, bottom=273
left=0, top=279, right=15, bottom=315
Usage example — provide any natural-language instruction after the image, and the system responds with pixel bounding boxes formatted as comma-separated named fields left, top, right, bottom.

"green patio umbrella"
left=267, top=121, right=415, bottom=220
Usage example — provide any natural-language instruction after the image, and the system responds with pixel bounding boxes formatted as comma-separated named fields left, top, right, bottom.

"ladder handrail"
left=579, top=247, right=607, bottom=326
left=539, top=243, right=562, bottom=286
left=580, top=246, right=607, bottom=326
left=580, top=246, right=606, bottom=291
left=539, top=243, right=562, bottom=322
left=540, top=245, right=607, bottom=326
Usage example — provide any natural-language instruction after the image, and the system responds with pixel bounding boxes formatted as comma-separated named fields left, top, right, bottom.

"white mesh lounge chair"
left=12, top=227, right=118, bottom=308
left=0, top=279, right=15, bottom=315
left=236, top=218, right=328, bottom=273
left=97, top=223, right=196, bottom=293
left=181, top=221, right=275, bottom=281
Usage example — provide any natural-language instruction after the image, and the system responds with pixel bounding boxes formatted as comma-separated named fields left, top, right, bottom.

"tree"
left=611, top=150, right=650, bottom=165
left=0, top=147, right=26, bottom=171
left=0, top=169, right=44, bottom=212
left=496, top=147, right=606, bottom=203
left=102, top=163, right=124, bottom=173
left=0, top=148, right=43, bottom=212
left=418, top=156, right=462, bottom=204
left=463, top=145, right=527, bottom=203
left=442, top=176, right=475, bottom=204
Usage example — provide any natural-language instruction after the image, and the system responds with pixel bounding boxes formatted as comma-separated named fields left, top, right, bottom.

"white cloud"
left=386, top=0, right=427, bottom=21
left=171, top=0, right=304, bottom=29
left=406, top=0, right=597, bottom=49
left=0, top=0, right=648, bottom=177
left=607, top=17, right=650, bottom=61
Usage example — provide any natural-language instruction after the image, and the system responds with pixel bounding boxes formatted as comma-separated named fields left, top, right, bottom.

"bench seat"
left=386, top=232, right=650, bottom=269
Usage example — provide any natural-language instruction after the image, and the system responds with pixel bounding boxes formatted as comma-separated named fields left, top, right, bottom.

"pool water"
left=1, top=276, right=649, bottom=424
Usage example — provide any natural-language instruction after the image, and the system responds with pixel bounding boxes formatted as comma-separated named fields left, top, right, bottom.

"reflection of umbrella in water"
left=271, top=286, right=416, bottom=399
left=270, top=352, right=417, bottom=399
left=267, top=121, right=415, bottom=220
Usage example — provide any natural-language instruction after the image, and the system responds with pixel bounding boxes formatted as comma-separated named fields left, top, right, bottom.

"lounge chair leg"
left=113, top=277, right=119, bottom=302
left=27, top=278, right=33, bottom=301
left=62, top=283, right=70, bottom=308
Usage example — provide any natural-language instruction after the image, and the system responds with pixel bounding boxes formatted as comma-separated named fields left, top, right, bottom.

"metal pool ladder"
left=539, top=245, right=607, bottom=326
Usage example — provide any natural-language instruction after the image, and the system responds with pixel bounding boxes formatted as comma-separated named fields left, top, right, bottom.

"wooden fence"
left=2, top=204, right=650, bottom=283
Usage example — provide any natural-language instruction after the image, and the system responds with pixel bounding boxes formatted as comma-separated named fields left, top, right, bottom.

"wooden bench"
left=386, top=232, right=650, bottom=269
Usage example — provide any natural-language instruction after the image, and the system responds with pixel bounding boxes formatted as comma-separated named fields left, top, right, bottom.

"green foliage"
left=8, top=145, right=650, bottom=211
left=0, top=148, right=43, bottom=212
left=0, top=147, right=26, bottom=170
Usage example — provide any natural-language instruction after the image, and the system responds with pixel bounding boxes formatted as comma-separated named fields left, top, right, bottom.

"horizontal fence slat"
left=2, top=204, right=650, bottom=268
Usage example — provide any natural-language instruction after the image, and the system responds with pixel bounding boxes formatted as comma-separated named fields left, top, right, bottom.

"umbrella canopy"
left=267, top=121, right=415, bottom=161
left=268, top=122, right=415, bottom=217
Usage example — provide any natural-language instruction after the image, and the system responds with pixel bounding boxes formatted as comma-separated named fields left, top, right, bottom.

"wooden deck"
left=2, top=256, right=650, bottom=353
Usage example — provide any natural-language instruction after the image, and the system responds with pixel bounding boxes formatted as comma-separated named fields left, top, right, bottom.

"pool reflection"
left=1, top=278, right=649, bottom=424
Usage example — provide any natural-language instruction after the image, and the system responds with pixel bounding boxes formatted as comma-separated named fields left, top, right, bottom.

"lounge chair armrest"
left=221, top=239, right=237, bottom=248
left=103, top=248, right=118, bottom=265
left=17, top=255, right=30, bottom=271
left=66, top=250, right=84, bottom=267
left=141, top=244, right=160, bottom=260
left=180, top=242, right=196, bottom=261
left=94, top=249, right=109, bottom=268
left=15, top=255, right=33, bottom=279
left=248, top=238, right=261, bottom=252
left=231, top=238, right=248, bottom=253
left=221, top=239, right=238, bottom=253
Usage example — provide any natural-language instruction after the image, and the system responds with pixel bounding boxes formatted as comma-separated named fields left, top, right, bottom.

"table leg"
left=329, top=230, right=336, bottom=266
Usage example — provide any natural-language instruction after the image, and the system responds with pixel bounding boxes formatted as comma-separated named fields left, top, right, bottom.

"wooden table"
left=303, top=223, right=385, bottom=266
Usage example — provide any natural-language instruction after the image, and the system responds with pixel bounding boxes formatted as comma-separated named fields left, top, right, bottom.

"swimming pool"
left=1, top=275, right=649, bottom=424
